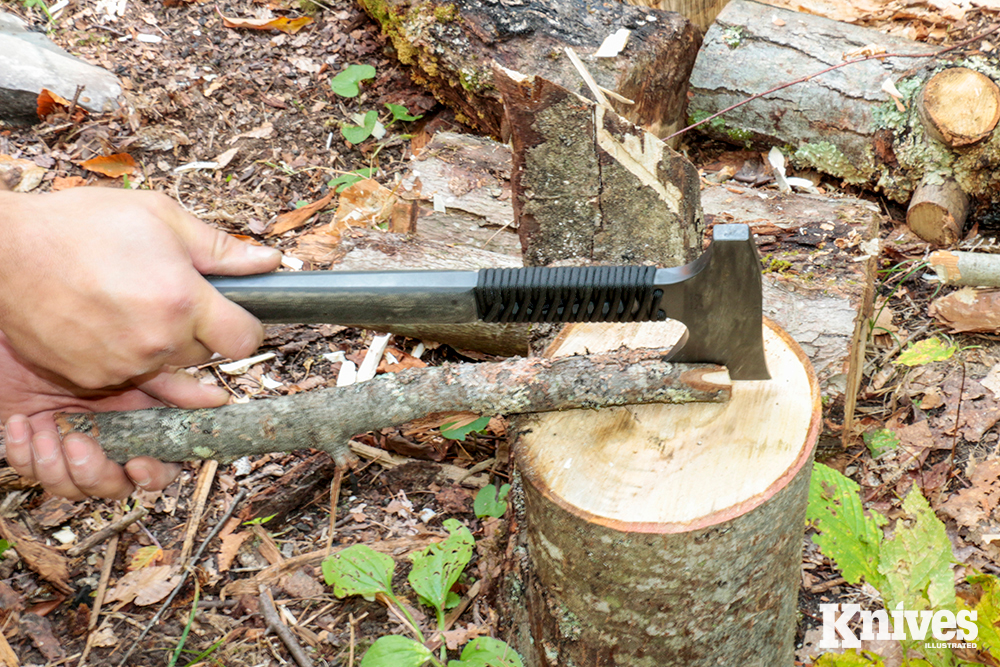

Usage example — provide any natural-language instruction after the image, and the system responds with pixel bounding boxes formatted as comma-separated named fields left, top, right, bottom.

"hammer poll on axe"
left=208, top=224, right=769, bottom=381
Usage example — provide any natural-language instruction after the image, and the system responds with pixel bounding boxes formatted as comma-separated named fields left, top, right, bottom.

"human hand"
left=0, top=333, right=230, bottom=499
left=0, top=187, right=282, bottom=389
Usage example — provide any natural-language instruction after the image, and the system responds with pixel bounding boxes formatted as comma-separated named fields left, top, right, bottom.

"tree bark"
left=356, top=0, right=700, bottom=140
left=56, top=350, right=729, bottom=465
left=503, top=318, right=820, bottom=666
left=686, top=0, right=1000, bottom=212
left=493, top=68, right=703, bottom=267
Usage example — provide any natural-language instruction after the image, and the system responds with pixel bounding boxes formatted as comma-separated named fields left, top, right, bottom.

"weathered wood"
left=686, top=0, right=1000, bottom=210
left=494, top=68, right=703, bottom=266
left=504, top=318, right=820, bottom=666
left=918, top=67, right=1000, bottom=148
left=906, top=174, right=969, bottom=245
left=57, top=349, right=729, bottom=464
left=357, top=0, right=700, bottom=140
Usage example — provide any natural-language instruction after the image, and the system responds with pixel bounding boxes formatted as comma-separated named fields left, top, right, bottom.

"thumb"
left=136, top=367, right=232, bottom=409
left=170, top=208, right=282, bottom=276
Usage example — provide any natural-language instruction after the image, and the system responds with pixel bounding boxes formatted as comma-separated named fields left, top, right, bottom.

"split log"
left=57, top=349, right=729, bottom=464
left=493, top=67, right=703, bottom=266
left=687, top=0, right=1000, bottom=242
left=357, top=0, right=700, bottom=140
left=503, top=318, right=820, bottom=665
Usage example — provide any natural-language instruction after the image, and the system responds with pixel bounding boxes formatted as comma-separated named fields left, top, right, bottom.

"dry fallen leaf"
left=940, top=457, right=1000, bottom=527
left=105, top=565, right=182, bottom=606
left=21, top=613, right=66, bottom=662
left=80, top=153, right=137, bottom=178
left=51, top=175, right=88, bottom=191
left=267, top=189, right=336, bottom=237
left=217, top=9, right=313, bottom=34
left=929, top=287, right=1000, bottom=333
left=36, top=88, right=87, bottom=122
left=0, top=518, right=72, bottom=594
left=230, top=121, right=275, bottom=143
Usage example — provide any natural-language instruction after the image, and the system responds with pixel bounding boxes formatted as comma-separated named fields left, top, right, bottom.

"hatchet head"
left=656, top=224, right=768, bottom=380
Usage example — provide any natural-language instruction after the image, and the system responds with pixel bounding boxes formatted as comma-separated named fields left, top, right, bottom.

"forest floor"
left=2, top=0, right=1000, bottom=665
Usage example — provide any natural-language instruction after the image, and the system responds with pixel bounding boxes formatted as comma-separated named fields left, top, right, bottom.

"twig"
left=325, top=467, right=344, bottom=552
left=666, top=23, right=1000, bottom=142
left=66, top=506, right=146, bottom=557
left=179, top=461, right=218, bottom=563
left=348, top=613, right=357, bottom=667
left=78, top=523, right=120, bottom=666
left=259, top=585, right=314, bottom=667
left=66, top=85, right=84, bottom=119
left=116, top=488, right=248, bottom=667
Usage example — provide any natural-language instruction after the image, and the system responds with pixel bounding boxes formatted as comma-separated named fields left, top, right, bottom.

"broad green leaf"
left=328, top=168, right=374, bottom=193
left=895, top=337, right=956, bottom=367
left=331, top=64, right=377, bottom=97
left=360, top=635, right=433, bottom=667
left=409, top=519, right=474, bottom=615
left=814, top=650, right=885, bottom=666
left=863, top=429, right=899, bottom=459
left=386, top=103, right=423, bottom=123
left=963, top=574, right=1000, bottom=656
left=877, top=486, right=955, bottom=611
left=342, top=110, right=378, bottom=145
left=474, top=484, right=511, bottom=519
left=807, top=463, right=887, bottom=589
left=323, top=544, right=395, bottom=602
left=449, top=637, right=524, bottom=667
left=442, top=415, right=491, bottom=441
left=0, top=539, right=9, bottom=557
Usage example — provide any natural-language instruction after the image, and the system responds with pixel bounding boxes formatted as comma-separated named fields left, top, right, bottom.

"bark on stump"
left=505, top=317, right=820, bottom=666
left=356, top=0, right=700, bottom=140
left=687, top=0, right=1000, bottom=238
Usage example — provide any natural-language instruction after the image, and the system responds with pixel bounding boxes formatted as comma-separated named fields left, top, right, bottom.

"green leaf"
left=342, top=110, right=378, bottom=145
left=474, top=484, right=510, bottom=519
left=323, top=544, right=395, bottom=602
left=331, top=64, right=377, bottom=97
left=360, top=635, right=434, bottom=667
left=0, top=539, right=10, bottom=558
left=894, top=337, right=957, bottom=367
left=813, top=650, right=885, bottom=666
left=963, top=573, right=1000, bottom=655
left=386, top=103, right=423, bottom=123
left=328, top=168, right=374, bottom=193
left=806, top=463, right=887, bottom=589
left=449, top=637, right=524, bottom=667
left=409, top=519, right=474, bottom=616
left=877, top=486, right=955, bottom=611
left=442, top=415, right=491, bottom=441
left=243, top=513, right=276, bottom=526
left=863, top=429, right=899, bottom=459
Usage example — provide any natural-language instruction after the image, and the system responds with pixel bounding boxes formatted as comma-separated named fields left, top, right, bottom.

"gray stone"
left=0, top=11, right=122, bottom=125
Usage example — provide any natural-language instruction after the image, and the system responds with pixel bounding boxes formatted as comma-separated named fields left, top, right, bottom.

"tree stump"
left=918, top=67, right=1000, bottom=148
left=506, top=317, right=820, bottom=665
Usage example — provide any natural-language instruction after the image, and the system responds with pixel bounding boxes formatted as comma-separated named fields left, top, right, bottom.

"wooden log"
left=357, top=0, right=700, bottom=140
left=57, top=349, right=729, bottom=465
left=493, top=68, right=703, bottom=266
left=906, top=174, right=970, bottom=246
left=623, top=0, right=732, bottom=33
left=918, top=67, right=1000, bottom=148
left=504, top=317, right=820, bottom=665
left=685, top=0, right=1000, bottom=218
left=929, top=249, right=1000, bottom=287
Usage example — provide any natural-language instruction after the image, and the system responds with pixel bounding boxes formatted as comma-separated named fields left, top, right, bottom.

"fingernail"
left=64, top=436, right=91, bottom=466
left=130, top=468, right=151, bottom=488
left=31, top=432, right=60, bottom=464
left=5, top=417, right=28, bottom=444
left=246, top=244, right=280, bottom=261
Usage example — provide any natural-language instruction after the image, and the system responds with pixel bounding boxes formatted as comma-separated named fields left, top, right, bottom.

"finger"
left=28, top=430, right=87, bottom=501
left=5, top=415, right=35, bottom=477
left=62, top=433, right=138, bottom=500
left=192, top=281, right=265, bottom=361
left=160, top=336, right=214, bottom=370
left=165, top=205, right=282, bottom=275
left=124, top=457, right=182, bottom=492
left=136, top=367, right=231, bottom=408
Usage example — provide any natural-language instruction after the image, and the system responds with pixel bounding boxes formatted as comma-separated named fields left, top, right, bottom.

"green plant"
left=807, top=462, right=1000, bottom=665
left=894, top=336, right=957, bottom=367
left=22, top=0, right=54, bottom=22
left=474, top=484, right=510, bottom=519
left=328, top=167, right=375, bottom=193
left=862, top=429, right=899, bottom=459
left=0, top=539, right=10, bottom=558
left=441, top=416, right=491, bottom=441
left=342, top=110, right=384, bottom=145
left=323, top=519, right=522, bottom=666
left=386, top=103, right=423, bottom=123
left=168, top=582, right=200, bottom=667
left=243, top=513, right=276, bottom=526
left=331, top=64, right=377, bottom=98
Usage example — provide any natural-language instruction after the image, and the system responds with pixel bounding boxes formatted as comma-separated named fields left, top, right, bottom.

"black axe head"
left=657, top=224, right=769, bottom=381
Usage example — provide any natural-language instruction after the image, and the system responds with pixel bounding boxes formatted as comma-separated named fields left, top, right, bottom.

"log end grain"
left=919, top=67, right=1000, bottom=147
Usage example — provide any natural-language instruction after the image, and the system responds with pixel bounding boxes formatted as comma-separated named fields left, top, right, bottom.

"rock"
left=0, top=12, right=122, bottom=125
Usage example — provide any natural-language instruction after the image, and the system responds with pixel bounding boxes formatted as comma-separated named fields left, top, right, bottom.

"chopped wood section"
left=919, top=67, right=1000, bottom=148
left=505, top=318, right=820, bottom=664
left=625, top=0, right=732, bottom=32
left=357, top=0, right=700, bottom=139
left=906, top=174, right=969, bottom=246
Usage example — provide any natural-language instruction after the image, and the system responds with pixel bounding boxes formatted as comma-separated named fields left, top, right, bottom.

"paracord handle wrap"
left=474, top=266, right=663, bottom=323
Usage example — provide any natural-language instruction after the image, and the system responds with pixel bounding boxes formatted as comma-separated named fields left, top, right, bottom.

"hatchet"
left=208, top=223, right=769, bottom=380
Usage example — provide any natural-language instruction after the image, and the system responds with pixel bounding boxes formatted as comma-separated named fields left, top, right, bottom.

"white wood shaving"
left=356, top=333, right=391, bottom=382
left=219, top=352, right=276, bottom=375
left=337, top=361, right=358, bottom=386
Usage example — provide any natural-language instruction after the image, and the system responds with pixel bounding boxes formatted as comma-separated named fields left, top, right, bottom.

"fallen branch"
left=57, top=348, right=730, bottom=465
left=260, top=584, right=314, bottom=667
left=66, top=506, right=146, bottom=557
